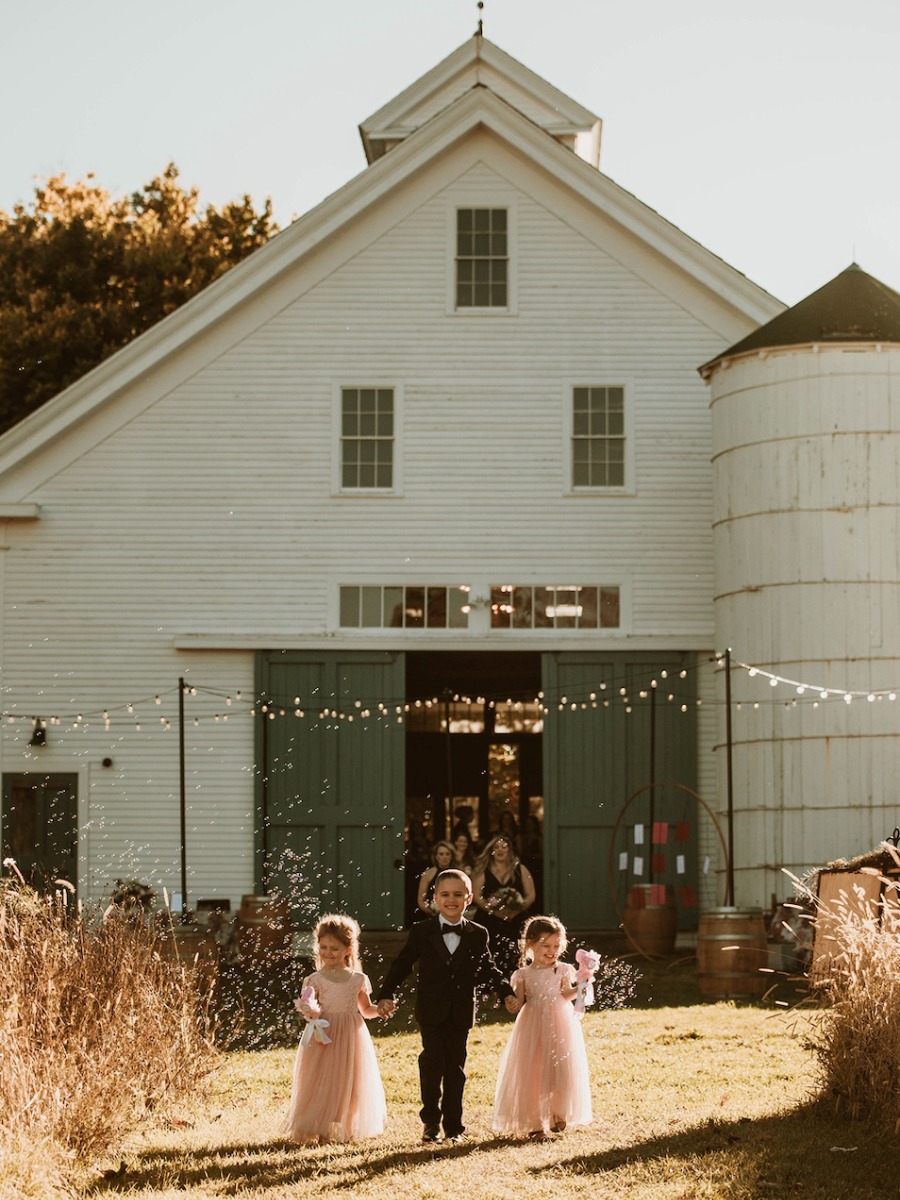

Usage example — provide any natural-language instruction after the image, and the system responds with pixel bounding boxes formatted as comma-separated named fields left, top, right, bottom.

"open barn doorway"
left=403, top=652, right=544, bottom=924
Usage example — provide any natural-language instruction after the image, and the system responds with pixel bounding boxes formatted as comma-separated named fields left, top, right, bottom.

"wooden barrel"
left=236, top=894, right=292, bottom=959
left=622, top=884, right=678, bottom=955
left=697, top=907, right=768, bottom=1000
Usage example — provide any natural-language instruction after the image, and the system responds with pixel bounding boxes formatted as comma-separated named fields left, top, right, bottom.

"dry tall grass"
left=0, top=869, right=219, bottom=1197
left=805, top=859, right=900, bottom=1125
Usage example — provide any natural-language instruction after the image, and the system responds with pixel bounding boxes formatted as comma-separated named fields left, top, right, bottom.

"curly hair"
left=313, top=913, right=361, bottom=971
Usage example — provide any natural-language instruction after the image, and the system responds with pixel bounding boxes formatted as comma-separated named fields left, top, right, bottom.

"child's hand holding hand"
left=376, top=998, right=396, bottom=1018
left=504, top=994, right=521, bottom=1015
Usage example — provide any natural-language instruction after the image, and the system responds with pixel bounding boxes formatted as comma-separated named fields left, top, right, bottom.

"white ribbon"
left=300, top=1017, right=332, bottom=1047
left=574, top=980, right=594, bottom=1016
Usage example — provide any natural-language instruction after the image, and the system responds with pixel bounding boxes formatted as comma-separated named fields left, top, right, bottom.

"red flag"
left=652, top=821, right=669, bottom=845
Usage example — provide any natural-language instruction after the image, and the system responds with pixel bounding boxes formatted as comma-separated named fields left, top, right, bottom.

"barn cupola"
left=358, top=33, right=602, bottom=167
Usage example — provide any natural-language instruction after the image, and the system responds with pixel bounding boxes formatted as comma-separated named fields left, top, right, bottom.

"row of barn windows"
left=341, top=384, right=626, bottom=490
left=338, top=584, right=621, bottom=629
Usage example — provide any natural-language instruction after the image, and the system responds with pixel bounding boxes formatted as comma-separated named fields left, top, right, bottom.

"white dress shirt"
left=440, top=920, right=462, bottom=954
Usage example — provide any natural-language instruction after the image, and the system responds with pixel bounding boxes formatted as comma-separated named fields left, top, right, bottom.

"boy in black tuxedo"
left=377, top=868, right=519, bottom=1143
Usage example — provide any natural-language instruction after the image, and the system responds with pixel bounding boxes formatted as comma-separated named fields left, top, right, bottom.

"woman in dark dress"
left=415, top=841, right=456, bottom=918
left=470, top=835, right=536, bottom=976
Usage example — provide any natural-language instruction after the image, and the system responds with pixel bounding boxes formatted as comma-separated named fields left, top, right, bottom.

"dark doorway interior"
left=1, top=773, right=78, bottom=891
left=404, top=652, right=544, bottom=923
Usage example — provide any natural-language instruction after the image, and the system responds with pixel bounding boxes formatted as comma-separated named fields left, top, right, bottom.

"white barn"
left=4, top=32, right=852, bottom=930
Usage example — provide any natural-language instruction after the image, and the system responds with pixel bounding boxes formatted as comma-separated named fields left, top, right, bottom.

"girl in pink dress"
left=492, top=915, right=592, bottom=1138
left=286, top=914, right=387, bottom=1144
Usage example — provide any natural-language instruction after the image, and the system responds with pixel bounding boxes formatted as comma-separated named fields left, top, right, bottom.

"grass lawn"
left=81, top=957, right=898, bottom=1200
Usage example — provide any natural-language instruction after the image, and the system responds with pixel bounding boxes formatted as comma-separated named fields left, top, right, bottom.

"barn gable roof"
left=0, top=40, right=783, bottom=493
left=700, top=263, right=900, bottom=377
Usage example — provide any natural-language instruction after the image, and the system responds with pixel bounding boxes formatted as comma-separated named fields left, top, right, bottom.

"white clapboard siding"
left=0, top=127, right=763, bottom=904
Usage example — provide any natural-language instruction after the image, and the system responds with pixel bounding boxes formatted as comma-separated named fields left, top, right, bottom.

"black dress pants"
left=418, top=1018, right=470, bottom=1135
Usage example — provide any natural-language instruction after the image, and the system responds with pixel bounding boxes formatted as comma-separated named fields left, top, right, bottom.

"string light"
left=734, top=658, right=900, bottom=701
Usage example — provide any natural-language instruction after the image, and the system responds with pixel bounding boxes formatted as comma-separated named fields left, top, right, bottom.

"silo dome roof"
left=700, top=263, right=900, bottom=376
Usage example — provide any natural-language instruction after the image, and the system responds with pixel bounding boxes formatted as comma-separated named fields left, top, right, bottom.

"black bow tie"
left=441, top=923, right=462, bottom=936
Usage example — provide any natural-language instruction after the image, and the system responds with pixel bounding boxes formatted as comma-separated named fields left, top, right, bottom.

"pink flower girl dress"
left=492, top=961, right=592, bottom=1135
left=285, top=969, right=386, bottom=1144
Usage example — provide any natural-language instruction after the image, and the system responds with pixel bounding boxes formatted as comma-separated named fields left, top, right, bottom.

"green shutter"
left=542, top=652, right=697, bottom=930
left=255, top=651, right=405, bottom=928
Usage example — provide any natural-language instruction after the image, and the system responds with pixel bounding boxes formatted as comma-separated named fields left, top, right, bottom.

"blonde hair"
left=313, top=913, right=361, bottom=971
left=475, top=834, right=521, bottom=877
left=431, top=840, right=456, bottom=866
left=519, top=914, right=567, bottom=966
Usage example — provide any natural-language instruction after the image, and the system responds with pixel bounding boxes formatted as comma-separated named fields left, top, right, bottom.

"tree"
left=0, top=164, right=278, bottom=432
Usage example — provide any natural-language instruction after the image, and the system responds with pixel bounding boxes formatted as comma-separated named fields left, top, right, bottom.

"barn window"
left=489, top=585, right=620, bottom=629
left=341, top=388, right=394, bottom=488
left=455, top=208, right=508, bottom=308
left=339, top=585, right=470, bottom=629
left=572, top=386, right=625, bottom=487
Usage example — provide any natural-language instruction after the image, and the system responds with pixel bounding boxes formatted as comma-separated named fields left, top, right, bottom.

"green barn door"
left=256, top=651, right=405, bottom=929
left=542, top=652, right=697, bottom=930
left=1, top=773, right=78, bottom=891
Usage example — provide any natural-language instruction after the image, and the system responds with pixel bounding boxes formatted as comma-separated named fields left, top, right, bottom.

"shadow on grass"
left=548, top=1103, right=895, bottom=1199
left=88, top=1134, right=522, bottom=1196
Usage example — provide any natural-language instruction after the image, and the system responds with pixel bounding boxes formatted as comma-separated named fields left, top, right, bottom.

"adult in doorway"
left=416, top=841, right=456, bottom=918
left=471, top=836, right=536, bottom=976
left=452, top=829, right=477, bottom=877
left=494, top=810, right=521, bottom=853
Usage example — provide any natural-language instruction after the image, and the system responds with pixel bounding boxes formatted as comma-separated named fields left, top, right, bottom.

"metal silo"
left=701, top=265, right=900, bottom=906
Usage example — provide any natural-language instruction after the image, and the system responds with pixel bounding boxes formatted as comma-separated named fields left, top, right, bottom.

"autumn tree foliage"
left=0, top=164, right=277, bottom=433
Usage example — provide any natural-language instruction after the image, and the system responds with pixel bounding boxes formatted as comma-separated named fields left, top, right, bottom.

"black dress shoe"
left=422, top=1127, right=443, bottom=1143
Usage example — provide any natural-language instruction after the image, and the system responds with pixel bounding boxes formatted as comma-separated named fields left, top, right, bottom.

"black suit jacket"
left=378, top=916, right=513, bottom=1028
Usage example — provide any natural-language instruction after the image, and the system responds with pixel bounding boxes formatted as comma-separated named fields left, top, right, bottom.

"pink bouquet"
left=295, top=985, right=331, bottom=1046
left=574, top=947, right=601, bottom=1015
left=294, top=984, right=321, bottom=1017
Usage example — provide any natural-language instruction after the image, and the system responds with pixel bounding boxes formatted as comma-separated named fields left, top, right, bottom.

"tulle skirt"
left=285, top=1011, right=386, bottom=1143
left=492, top=1000, right=592, bottom=1135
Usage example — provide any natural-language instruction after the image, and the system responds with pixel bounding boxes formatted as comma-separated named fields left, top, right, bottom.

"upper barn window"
left=572, top=386, right=626, bottom=488
left=340, top=388, right=394, bottom=489
left=455, top=208, right=508, bottom=308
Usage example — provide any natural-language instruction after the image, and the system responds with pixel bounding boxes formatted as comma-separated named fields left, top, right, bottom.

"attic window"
left=455, top=208, right=508, bottom=308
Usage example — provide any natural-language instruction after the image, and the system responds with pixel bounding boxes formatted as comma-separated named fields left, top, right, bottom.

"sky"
left=3, top=0, right=899, bottom=307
